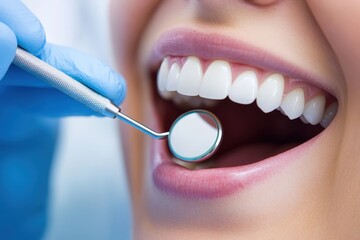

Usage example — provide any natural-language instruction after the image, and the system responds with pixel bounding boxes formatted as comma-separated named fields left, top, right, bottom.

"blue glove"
left=0, top=1, right=126, bottom=239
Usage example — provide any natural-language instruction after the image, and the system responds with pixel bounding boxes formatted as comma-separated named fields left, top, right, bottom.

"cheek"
left=306, top=1, right=360, bottom=63
left=110, top=0, right=161, bottom=69
left=307, top=1, right=360, bottom=229
left=110, top=0, right=161, bottom=115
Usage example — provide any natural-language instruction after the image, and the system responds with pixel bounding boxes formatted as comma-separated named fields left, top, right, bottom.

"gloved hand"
left=0, top=1, right=126, bottom=239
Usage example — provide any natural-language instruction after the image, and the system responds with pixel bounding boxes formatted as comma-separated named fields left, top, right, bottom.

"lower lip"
left=151, top=131, right=320, bottom=199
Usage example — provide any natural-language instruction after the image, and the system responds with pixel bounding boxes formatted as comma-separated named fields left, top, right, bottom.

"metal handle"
left=13, top=47, right=168, bottom=139
left=13, top=47, right=119, bottom=117
left=115, top=111, right=169, bottom=139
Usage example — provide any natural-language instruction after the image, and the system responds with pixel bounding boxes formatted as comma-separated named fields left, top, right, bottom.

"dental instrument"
left=13, top=47, right=222, bottom=162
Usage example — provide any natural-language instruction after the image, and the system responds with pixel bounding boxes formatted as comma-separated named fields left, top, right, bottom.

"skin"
left=305, top=1, right=360, bottom=239
left=110, top=0, right=359, bottom=239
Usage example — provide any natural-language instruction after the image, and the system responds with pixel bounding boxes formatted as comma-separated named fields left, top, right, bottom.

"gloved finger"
left=1, top=65, right=50, bottom=88
left=39, top=44, right=127, bottom=105
left=1, top=86, right=106, bottom=117
left=0, top=0, right=45, bottom=54
left=0, top=22, right=17, bottom=80
left=2, top=43, right=127, bottom=105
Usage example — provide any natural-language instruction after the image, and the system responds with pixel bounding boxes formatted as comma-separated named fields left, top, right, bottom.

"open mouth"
left=152, top=55, right=337, bottom=169
left=147, top=29, right=338, bottom=198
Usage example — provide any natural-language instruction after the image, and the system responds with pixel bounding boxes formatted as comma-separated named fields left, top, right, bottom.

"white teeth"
left=156, top=57, right=336, bottom=127
left=280, top=88, right=305, bottom=120
left=229, top=71, right=258, bottom=104
left=303, top=95, right=326, bottom=125
left=199, top=60, right=231, bottom=100
left=157, top=58, right=169, bottom=91
left=166, top=63, right=180, bottom=91
left=177, top=57, right=203, bottom=96
left=256, top=73, right=285, bottom=113
left=320, top=102, right=338, bottom=128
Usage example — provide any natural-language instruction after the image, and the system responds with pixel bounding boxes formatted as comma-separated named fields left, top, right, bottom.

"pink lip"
left=152, top=132, right=320, bottom=199
left=148, top=28, right=326, bottom=199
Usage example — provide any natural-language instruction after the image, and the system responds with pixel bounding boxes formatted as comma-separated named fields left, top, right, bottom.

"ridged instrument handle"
left=13, top=47, right=119, bottom=117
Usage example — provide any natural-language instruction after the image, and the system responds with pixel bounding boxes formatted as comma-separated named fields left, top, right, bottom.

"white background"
left=21, top=0, right=132, bottom=239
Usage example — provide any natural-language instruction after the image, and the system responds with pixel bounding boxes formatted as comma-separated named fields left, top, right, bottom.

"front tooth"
left=303, top=95, right=326, bottom=125
left=199, top=60, right=231, bottom=100
left=229, top=71, right=258, bottom=104
left=320, top=102, right=338, bottom=128
left=280, top=88, right=305, bottom=120
left=256, top=73, right=285, bottom=113
left=157, top=58, right=169, bottom=91
left=166, top=63, right=180, bottom=91
left=177, top=57, right=203, bottom=96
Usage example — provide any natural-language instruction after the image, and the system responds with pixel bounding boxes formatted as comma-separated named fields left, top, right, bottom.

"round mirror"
left=168, top=110, right=222, bottom=162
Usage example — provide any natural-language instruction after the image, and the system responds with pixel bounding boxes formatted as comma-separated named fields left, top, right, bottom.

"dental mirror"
left=115, top=109, right=222, bottom=162
left=168, top=110, right=222, bottom=162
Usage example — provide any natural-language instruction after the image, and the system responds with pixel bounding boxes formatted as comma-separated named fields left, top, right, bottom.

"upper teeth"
left=199, top=60, right=232, bottom=100
left=228, top=70, right=258, bottom=105
left=157, top=56, right=337, bottom=128
left=256, top=73, right=284, bottom=113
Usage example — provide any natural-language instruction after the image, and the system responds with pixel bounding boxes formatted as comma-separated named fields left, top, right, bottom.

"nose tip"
left=194, top=0, right=281, bottom=7
left=192, top=0, right=283, bottom=23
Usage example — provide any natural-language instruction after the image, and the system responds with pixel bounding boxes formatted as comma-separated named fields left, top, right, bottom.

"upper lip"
left=148, top=27, right=336, bottom=97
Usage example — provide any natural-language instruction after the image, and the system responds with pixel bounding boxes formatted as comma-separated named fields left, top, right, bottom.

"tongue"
left=212, top=142, right=298, bottom=168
